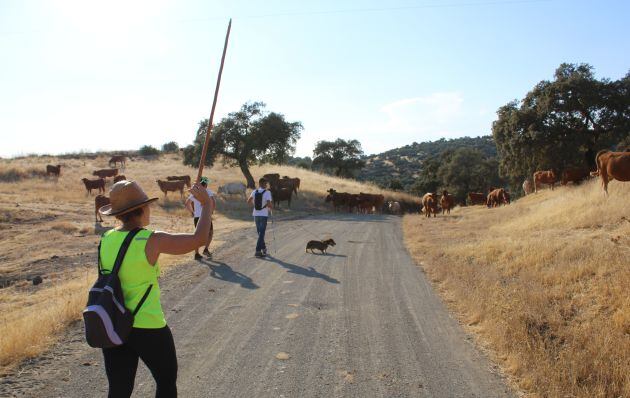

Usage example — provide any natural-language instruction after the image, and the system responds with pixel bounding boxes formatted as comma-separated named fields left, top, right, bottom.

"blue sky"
left=1, top=0, right=628, bottom=158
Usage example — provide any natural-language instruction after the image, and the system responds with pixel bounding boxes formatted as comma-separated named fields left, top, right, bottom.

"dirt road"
left=3, top=214, right=513, bottom=397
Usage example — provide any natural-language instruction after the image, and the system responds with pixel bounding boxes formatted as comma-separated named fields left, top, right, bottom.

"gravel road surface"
left=2, top=214, right=513, bottom=398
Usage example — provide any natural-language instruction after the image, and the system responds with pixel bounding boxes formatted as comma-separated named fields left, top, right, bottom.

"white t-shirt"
left=250, top=188, right=272, bottom=217
left=188, top=188, right=215, bottom=218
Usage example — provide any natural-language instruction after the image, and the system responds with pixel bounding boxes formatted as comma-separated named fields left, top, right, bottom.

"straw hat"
left=99, top=180, right=158, bottom=216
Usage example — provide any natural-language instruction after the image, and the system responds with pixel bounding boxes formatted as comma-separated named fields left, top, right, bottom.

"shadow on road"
left=201, top=259, right=259, bottom=290
left=305, top=252, right=347, bottom=258
left=261, top=256, right=340, bottom=284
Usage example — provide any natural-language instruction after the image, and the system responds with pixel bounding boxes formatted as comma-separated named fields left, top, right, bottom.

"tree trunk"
left=239, top=160, right=256, bottom=189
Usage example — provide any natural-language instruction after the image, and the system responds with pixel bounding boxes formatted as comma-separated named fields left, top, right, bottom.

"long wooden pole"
left=196, top=18, right=232, bottom=183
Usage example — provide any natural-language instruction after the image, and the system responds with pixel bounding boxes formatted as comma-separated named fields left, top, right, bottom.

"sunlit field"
left=0, top=153, right=415, bottom=372
left=403, top=179, right=630, bottom=397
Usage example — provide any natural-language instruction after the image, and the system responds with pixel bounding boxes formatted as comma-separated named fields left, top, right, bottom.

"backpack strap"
left=132, top=284, right=153, bottom=315
left=110, top=228, right=143, bottom=275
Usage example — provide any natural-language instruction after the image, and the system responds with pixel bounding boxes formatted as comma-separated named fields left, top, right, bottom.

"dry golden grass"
left=403, top=180, right=630, bottom=397
left=0, top=153, right=409, bottom=372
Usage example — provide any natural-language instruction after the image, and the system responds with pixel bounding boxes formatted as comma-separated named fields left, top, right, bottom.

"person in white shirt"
left=246, top=177, right=273, bottom=257
left=185, top=176, right=216, bottom=260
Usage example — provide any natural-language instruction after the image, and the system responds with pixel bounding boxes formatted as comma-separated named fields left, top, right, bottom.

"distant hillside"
left=357, top=136, right=497, bottom=190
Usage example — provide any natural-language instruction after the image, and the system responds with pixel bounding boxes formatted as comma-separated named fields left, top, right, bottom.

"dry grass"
left=403, top=180, right=630, bottom=397
left=0, top=153, right=408, bottom=372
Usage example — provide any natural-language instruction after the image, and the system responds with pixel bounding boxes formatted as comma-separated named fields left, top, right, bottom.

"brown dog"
left=305, top=239, right=336, bottom=254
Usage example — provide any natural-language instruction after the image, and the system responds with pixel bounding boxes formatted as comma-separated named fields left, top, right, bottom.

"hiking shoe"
left=194, top=253, right=203, bottom=261
left=203, top=249, right=212, bottom=258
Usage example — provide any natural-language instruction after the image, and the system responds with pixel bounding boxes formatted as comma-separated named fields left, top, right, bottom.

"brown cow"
left=594, top=150, right=630, bottom=194
left=166, top=175, right=191, bottom=188
left=533, top=170, right=556, bottom=193
left=422, top=193, right=438, bottom=218
left=388, top=201, right=401, bottom=215
left=278, top=178, right=299, bottom=196
left=113, top=175, right=126, bottom=183
left=358, top=193, right=385, bottom=214
left=82, top=178, right=105, bottom=195
left=487, top=188, right=507, bottom=208
left=522, top=179, right=533, bottom=195
left=561, top=168, right=590, bottom=185
left=94, top=195, right=110, bottom=222
left=468, top=192, right=486, bottom=205
left=283, top=176, right=301, bottom=190
left=93, top=168, right=118, bottom=179
left=263, top=173, right=281, bottom=188
left=108, top=155, right=126, bottom=168
left=156, top=179, right=186, bottom=198
left=46, top=164, right=61, bottom=177
left=271, top=187, right=292, bottom=208
left=326, top=189, right=352, bottom=212
left=440, top=190, right=455, bottom=215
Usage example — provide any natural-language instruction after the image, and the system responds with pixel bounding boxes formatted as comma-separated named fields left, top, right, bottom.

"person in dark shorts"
left=185, top=176, right=216, bottom=260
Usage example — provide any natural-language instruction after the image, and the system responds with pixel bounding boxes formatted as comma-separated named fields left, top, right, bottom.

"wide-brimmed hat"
left=99, top=180, right=158, bottom=216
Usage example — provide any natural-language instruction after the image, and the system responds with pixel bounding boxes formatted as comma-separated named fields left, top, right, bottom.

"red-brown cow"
left=82, top=178, right=105, bottom=195
left=95, top=195, right=110, bottom=222
left=93, top=168, right=118, bottom=179
left=113, top=175, right=126, bottom=183
left=166, top=175, right=191, bottom=188
left=422, top=193, right=438, bottom=218
left=594, top=150, right=630, bottom=194
left=440, top=190, right=455, bottom=215
left=156, top=179, right=186, bottom=198
left=561, top=168, right=590, bottom=185
left=533, top=170, right=556, bottom=193
left=487, top=188, right=508, bottom=208
left=46, top=164, right=61, bottom=177
left=468, top=192, right=486, bottom=205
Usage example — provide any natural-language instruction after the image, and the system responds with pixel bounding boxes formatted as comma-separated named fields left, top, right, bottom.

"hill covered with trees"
left=357, top=136, right=499, bottom=191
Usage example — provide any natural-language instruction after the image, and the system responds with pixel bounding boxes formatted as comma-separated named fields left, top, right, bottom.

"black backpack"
left=82, top=228, right=153, bottom=348
left=254, top=189, right=267, bottom=211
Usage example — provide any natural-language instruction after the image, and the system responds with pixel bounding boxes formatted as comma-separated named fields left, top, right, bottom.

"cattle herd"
left=39, top=149, right=629, bottom=223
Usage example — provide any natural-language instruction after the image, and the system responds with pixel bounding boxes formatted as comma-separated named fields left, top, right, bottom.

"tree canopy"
left=183, top=102, right=303, bottom=188
left=312, top=139, right=366, bottom=178
left=492, top=63, right=630, bottom=185
left=161, top=141, right=179, bottom=153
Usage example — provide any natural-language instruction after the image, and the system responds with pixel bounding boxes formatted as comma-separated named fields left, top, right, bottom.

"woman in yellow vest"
left=98, top=180, right=212, bottom=398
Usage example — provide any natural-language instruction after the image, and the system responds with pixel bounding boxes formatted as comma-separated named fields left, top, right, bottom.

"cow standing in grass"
left=93, top=168, right=118, bottom=180
left=108, top=155, right=126, bottom=169
left=156, top=179, right=186, bottom=198
left=422, top=193, right=438, bottom=218
left=94, top=195, right=110, bottom=222
left=166, top=175, right=191, bottom=188
left=440, top=190, right=455, bottom=215
left=82, top=178, right=105, bottom=195
left=46, top=164, right=61, bottom=177
left=533, top=170, right=556, bottom=193
left=594, top=150, right=630, bottom=195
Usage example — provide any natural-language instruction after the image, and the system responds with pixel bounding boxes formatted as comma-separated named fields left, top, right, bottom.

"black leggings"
left=102, top=326, right=177, bottom=398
